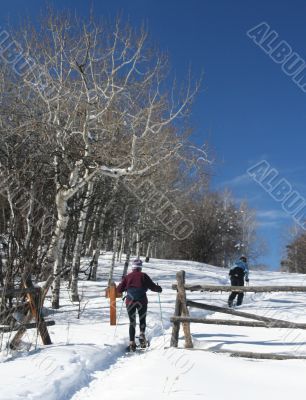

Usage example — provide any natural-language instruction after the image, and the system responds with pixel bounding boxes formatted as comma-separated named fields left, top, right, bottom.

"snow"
left=1, top=255, right=306, bottom=399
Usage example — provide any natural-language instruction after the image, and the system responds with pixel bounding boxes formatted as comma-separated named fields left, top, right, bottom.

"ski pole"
left=157, top=283, right=166, bottom=345
left=245, top=279, right=249, bottom=302
left=114, top=295, right=126, bottom=338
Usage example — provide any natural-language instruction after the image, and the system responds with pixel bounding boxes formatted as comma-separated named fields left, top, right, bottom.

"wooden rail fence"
left=1, top=282, right=54, bottom=350
left=170, top=270, right=306, bottom=360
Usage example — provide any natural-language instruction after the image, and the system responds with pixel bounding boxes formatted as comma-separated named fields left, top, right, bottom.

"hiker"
left=228, top=255, right=249, bottom=307
left=117, top=258, right=162, bottom=352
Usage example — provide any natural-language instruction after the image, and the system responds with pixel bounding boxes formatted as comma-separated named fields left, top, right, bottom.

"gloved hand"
left=157, top=285, right=162, bottom=293
left=245, top=278, right=249, bottom=283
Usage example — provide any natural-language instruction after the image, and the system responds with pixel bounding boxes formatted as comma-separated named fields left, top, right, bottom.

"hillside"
left=1, top=255, right=306, bottom=399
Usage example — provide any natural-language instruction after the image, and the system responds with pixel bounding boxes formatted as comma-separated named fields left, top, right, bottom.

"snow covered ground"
left=1, top=255, right=306, bottom=399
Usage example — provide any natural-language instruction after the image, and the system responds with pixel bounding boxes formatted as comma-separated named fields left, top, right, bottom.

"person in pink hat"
left=117, top=259, right=162, bottom=352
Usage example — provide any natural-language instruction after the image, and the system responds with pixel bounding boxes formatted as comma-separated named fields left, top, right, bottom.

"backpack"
left=126, top=287, right=147, bottom=301
left=229, top=266, right=245, bottom=279
left=126, top=273, right=147, bottom=301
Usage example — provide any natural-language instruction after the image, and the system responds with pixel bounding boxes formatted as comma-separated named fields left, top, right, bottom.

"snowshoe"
left=139, top=333, right=147, bottom=349
left=125, top=342, right=137, bottom=352
left=136, top=334, right=150, bottom=350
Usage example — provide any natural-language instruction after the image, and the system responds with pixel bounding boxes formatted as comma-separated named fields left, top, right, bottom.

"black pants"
left=228, top=276, right=244, bottom=306
left=126, top=302, right=147, bottom=342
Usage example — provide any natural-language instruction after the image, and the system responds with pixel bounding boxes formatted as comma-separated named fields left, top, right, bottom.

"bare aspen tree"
left=0, top=10, right=214, bottom=312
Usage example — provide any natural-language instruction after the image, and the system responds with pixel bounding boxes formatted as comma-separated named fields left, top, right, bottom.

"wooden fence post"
left=9, top=277, right=52, bottom=349
left=176, top=270, right=193, bottom=348
left=24, top=281, right=52, bottom=345
left=9, top=310, right=33, bottom=350
left=170, top=274, right=183, bottom=347
left=105, top=283, right=122, bottom=326
left=109, top=283, right=117, bottom=326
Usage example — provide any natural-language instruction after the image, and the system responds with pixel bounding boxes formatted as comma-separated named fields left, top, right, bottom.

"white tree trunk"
left=24, top=183, right=35, bottom=250
left=71, top=181, right=94, bottom=302
left=91, top=207, right=107, bottom=281
left=51, top=191, right=69, bottom=309
left=91, top=235, right=103, bottom=281
left=86, top=216, right=97, bottom=257
left=136, top=232, right=140, bottom=259
left=119, top=236, right=125, bottom=263
left=118, top=210, right=126, bottom=262
left=153, top=244, right=157, bottom=258
left=145, top=242, right=151, bottom=261
left=108, top=228, right=118, bottom=286
left=122, top=229, right=132, bottom=277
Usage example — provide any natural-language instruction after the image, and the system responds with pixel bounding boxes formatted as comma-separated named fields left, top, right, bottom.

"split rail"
left=0, top=278, right=54, bottom=349
left=170, top=270, right=306, bottom=360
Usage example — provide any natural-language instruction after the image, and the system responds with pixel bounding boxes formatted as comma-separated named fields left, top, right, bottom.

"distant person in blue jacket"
left=228, top=255, right=249, bottom=307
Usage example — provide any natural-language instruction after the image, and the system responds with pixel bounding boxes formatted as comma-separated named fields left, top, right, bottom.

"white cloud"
left=218, top=173, right=251, bottom=188
left=256, top=220, right=280, bottom=228
left=257, top=210, right=291, bottom=220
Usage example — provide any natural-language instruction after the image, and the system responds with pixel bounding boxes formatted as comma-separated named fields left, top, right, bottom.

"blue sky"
left=1, top=0, right=306, bottom=269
